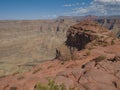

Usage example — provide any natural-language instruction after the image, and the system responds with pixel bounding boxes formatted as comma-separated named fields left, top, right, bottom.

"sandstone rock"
left=0, top=19, right=120, bottom=90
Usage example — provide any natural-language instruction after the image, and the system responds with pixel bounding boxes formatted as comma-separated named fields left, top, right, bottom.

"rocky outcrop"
left=56, top=20, right=110, bottom=61
left=66, top=20, right=108, bottom=50
left=73, top=55, right=120, bottom=90
left=0, top=19, right=120, bottom=90
left=58, top=15, right=120, bottom=38
left=54, top=20, right=120, bottom=90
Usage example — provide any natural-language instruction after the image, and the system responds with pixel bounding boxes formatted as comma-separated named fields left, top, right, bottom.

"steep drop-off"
left=0, top=20, right=120, bottom=90
left=56, top=20, right=111, bottom=61
left=0, top=20, right=76, bottom=76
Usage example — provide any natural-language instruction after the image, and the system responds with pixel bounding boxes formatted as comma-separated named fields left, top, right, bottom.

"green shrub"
left=86, top=51, right=91, bottom=56
left=34, top=80, right=66, bottom=90
left=111, top=40, right=115, bottom=45
left=47, top=65, right=53, bottom=69
left=88, top=47, right=94, bottom=50
left=95, top=55, right=106, bottom=62
left=34, top=80, right=80, bottom=90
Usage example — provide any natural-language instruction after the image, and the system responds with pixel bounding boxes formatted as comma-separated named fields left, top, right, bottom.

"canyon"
left=0, top=16, right=120, bottom=90
left=0, top=19, right=76, bottom=76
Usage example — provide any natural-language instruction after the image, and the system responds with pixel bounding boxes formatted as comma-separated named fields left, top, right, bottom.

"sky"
left=0, top=0, right=120, bottom=20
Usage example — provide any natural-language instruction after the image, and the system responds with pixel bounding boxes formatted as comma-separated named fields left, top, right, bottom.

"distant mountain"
left=57, top=15, right=120, bottom=38
left=1, top=19, right=120, bottom=90
left=95, top=15, right=120, bottom=38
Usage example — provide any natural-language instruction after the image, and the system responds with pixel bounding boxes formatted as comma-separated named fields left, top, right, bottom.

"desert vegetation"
left=34, top=81, right=67, bottom=90
left=34, top=80, right=79, bottom=90
left=111, top=39, right=115, bottom=45
left=94, top=55, right=106, bottom=62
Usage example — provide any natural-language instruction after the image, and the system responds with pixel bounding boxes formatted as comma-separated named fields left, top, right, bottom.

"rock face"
left=66, top=20, right=108, bottom=50
left=95, top=17, right=120, bottom=38
left=54, top=20, right=120, bottom=90
left=56, top=20, right=120, bottom=90
left=0, top=20, right=76, bottom=76
left=77, top=57, right=120, bottom=90
left=2, top=16, right=120, bottom=76
left=56, top=20, right=111, bottom=61
left=0, top=20, right=120, bottom=90
left=58, top=15, right=120, bottom=38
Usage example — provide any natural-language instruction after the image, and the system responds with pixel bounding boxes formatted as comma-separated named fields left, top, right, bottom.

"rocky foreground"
left=0, top=20, right=120, bottom=90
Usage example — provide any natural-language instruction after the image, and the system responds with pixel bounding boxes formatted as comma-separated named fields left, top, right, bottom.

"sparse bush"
left=12, top=71, right=20, bottom=76
left=100, top=36, right=104, bottom=38
left=95, top=35, right=99, bottom=40
left=10, top=87, right=17, bottom=90
left=86, top=51, right=91, bottom=56
left=34, top=80, right=80, bottom=90
left=94, top=55, right=106, bottom=62
left=88, top=46, right=94, bottom=50
left=61, top=61, right=65, bottom=65
left=103, top=43, right=108, bottom=47
left=47, top=65, right=53, bottom=69
left=34, top=80, right=67, bottom=90
left=111, top=40, right=115, bottom=45
left=0, top=75, right=5, bottom=79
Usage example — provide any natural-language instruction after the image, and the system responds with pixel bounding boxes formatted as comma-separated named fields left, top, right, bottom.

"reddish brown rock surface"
left=0, top=20, right=120, bottom=90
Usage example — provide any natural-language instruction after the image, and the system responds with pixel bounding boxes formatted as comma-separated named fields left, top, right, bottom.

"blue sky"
left=0, top=0, right=120, bottom=20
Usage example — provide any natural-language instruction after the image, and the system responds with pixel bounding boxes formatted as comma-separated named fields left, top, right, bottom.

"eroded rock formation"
left=0, top=20, right=120, bottom=90
left=55, top=20, right=120, bottom=90
left=56, top=20, right=110, bottom=60
left=66, top=20, right=108, bottom=50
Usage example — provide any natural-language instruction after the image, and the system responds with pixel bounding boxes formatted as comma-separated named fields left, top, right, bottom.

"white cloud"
left=63, top=2, right=85, bottom=7
left=72, top=7, right=88, bottom=14
left=94, top=0, right=120, bottom=3
left=40, top=14, right=57, bottom=19
left=63, top=0, right=120, bottom=16
left=64, top=4, right=73, bottom=7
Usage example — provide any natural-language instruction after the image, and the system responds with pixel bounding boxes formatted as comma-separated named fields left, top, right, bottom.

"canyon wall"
left=0, top=19, right=76, bottom=76
left=0, top=15, right=120, bottom=76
